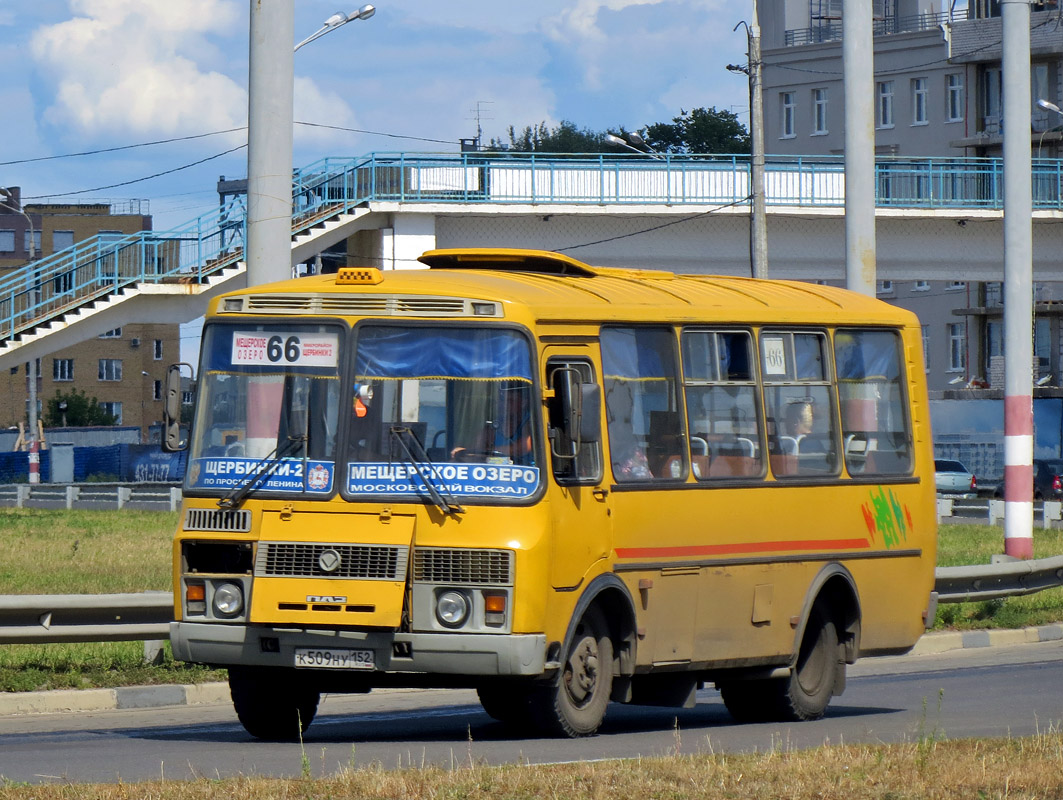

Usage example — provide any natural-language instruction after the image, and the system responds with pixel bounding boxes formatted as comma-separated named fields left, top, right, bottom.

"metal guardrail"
left=935, top=556, right=1063, bottom=604
left=0, top=592, right=171, bottom=644
left=4, top=556, right=1063, bottom=648
left=0, top=483, right=182, bottom=511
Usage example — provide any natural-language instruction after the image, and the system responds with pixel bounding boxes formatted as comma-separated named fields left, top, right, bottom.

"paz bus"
left=163, top=248, right=937, bottom=740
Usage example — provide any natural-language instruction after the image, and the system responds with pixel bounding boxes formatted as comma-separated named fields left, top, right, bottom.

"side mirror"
left=162, top=363, right=194, bottom=452
left=550, top=367, right=601, bottom=457
left=577, top=383, right=601, bottom=444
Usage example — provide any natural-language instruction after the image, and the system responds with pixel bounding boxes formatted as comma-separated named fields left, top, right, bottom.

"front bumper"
left=170, top=621, right=547, bottom=677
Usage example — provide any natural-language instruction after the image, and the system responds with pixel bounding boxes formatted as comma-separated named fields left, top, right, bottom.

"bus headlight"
left=435, top=590, right=470, bottom=628
left=212, top=582, right=244, bottom=618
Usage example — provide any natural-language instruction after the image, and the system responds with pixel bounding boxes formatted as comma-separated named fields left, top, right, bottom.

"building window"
left=913, top=280, right=930, bottom=292
left=153, top=339, right=163, bottom=360
left=948, top=323, right=966, bottom=372
left=53, top=358, right=74, bottom=382
left=100, top=402, right=123, bottom=424
left=877, top=81, right=894, bottom=128
left=99, top=327, right=122, bottom=338
left=0, top=230, right=14, bottom=253
left=912, top=77, right=928, bottom=125
left=812, top=88, right=829, bottom=134
left=98, top=359, right=123, bottom=381
left=23, top=229, right=41, bottom=254
left=877, top=280, right=894, bottom=294
left=781, top=92, right=796, bottom=138
left=982, top=66, right=1002, bottom=133
left=53, top=230, right=74, bottom=252
left=946, top=281, right=966, bottom=291
left=946, top=74, right=964, bottom=122
left=153, top=380, right=163, bottom=401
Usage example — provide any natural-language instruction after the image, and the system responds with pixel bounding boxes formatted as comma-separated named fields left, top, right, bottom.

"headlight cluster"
left=185, top=579, right=246, bottom=620
left=432, top=588, right=507, bottom=630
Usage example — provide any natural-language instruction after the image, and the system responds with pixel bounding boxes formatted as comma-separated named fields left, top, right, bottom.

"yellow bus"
left=164, top=248, right=937, bottom=740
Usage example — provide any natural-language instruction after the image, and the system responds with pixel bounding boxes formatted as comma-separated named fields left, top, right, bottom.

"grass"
left=0, top=509, right=224, bottom=691
left=1, top=510, right=1063, bottom=691
left=3, top=734, right=1063, bottom=798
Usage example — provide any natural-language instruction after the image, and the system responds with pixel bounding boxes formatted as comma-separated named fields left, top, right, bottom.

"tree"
left=489, top=120, right=617, bottom=153
left=640, top=107, right=751, bottom=155
left=43, top=388, right=117, bottom=427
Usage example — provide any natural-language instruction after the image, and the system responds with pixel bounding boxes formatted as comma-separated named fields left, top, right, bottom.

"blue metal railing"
left=4, top=151, right=1063, bottom=346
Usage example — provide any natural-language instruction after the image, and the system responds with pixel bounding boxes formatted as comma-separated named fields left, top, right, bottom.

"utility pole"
left=749, top=1, right=768, bottom=279
left=1001, top=0, right=1034, bottom=559
left=246, top=0, right=295, bottom=286
left=842, top=1, right=876, bottom=296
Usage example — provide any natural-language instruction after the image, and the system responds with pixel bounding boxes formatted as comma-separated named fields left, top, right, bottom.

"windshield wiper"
left=217, top=434, right=307, bottom=509
left=388, top=426, right=465, bottom=516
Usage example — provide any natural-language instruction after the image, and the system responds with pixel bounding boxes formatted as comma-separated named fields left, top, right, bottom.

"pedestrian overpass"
left=2, top=151, right=1062, bottom=371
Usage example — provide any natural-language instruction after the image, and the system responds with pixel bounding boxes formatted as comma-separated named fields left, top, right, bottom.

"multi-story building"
left=0, top=188, right=179, bottom=439
left=759, top=0, right=1063, bottom=396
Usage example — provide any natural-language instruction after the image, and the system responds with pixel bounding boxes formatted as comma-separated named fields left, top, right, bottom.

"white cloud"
left=30, top=0, right=247, bottom=137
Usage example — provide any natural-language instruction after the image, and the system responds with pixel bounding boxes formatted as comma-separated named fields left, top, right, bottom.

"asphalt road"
left=1, top=640, right=1062, bottom=784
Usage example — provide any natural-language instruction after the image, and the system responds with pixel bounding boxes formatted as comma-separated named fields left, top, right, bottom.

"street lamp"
left=604, top=132, right=664, bottom=160
left=0, top=187, right=39, bottom=483
left=295, top=5, right=375, bottom=51
left=1036, top=98, right=1063, bottom=159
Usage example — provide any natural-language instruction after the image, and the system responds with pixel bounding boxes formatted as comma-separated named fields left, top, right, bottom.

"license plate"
left=294, top=647, right=375, bottom=670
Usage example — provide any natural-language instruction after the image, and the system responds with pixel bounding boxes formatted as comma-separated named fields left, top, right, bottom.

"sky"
left=0, top=0, right=751, bottom=358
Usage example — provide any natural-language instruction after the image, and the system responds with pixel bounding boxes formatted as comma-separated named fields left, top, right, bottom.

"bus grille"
left=184, top=509, right=251, bottom=533
left=255, top=542, right=409, bottom=580
left=413, top=548, right=514, bottom=586
left=244, top=295, right=496, bottom=317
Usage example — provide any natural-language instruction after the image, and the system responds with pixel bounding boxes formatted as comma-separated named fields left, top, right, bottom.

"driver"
left=451, top=382, right=534, bottom=465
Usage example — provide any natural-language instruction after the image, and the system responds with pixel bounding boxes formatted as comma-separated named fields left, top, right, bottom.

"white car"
left=934, top=459, right=976, bottom=498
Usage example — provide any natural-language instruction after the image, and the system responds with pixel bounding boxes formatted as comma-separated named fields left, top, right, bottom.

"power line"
left=0, top=128, right=246, bottom=167
left=21, top=145, right=247, bottom=200
left=294, top=121, right=455, bottom=146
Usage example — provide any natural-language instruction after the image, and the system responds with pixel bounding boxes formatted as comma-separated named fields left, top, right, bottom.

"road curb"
left=2, top=625, right=1062, bottom=717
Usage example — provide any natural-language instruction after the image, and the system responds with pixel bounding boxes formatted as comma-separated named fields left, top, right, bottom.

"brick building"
left=0, top=188, right=179, bottom=439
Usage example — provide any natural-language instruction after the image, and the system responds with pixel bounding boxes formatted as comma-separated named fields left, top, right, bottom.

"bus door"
left=543, top=351, right=610, bottom=591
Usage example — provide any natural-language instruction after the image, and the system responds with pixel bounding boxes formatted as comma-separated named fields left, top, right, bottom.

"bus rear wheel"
left=720, top=605, right=841, bottom=723
left=531, top=605, right=613, bottom=737
left=229, top=666, right=320, bottom=741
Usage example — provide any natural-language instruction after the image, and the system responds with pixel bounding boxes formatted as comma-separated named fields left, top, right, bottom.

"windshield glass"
left=186, top=323, right=343, bottom=497
left=345, top=325, right=541, bottom=503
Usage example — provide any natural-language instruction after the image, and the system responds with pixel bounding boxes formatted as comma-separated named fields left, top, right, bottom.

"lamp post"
left=245, top=3, right=376, bottom=288
left=0, top=188, right=39, bottom=483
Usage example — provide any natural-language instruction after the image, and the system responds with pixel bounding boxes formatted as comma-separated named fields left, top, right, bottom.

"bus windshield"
left=344, top=325, right=541, bottom=503
left=185, top=323, right=343, bottom=498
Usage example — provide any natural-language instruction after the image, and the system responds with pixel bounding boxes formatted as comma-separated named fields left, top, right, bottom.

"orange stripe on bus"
left=614, top=538, right=872, bottom=559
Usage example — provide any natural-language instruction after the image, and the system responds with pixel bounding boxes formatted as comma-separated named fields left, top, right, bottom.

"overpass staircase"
left=0, top=158, right=381, bottom=371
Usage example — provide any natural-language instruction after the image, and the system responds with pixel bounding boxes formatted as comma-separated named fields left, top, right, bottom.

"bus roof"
left=215, top=248, right=917, bottom=328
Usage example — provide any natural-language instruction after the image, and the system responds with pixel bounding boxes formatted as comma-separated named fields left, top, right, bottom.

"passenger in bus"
left=780, top=399, right=815, bottom=454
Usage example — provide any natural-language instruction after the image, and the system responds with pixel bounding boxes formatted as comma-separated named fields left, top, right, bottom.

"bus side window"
left=835, top=329, right=913, bottom=475
left=546, top=359, right=603, bottom=484
left=680, top=329, right=762, bottom=480
left=601, top=326, right=685, bottom=483
left=760, top=330, right=840, bottom=478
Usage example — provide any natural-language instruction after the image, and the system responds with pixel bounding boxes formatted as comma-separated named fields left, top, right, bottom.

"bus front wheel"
left=532, top=605, right=613, bottom=737
left=229, top=666, right=320, bottom=741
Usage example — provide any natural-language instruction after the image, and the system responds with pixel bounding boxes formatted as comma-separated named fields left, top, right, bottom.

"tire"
left=477, top=683, right=533, bottom=725
left=719, top=605, right=841, bottom=724
left=530, top=605, right=614, bottom=737
left=229, top=666, right=320, bottom=741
